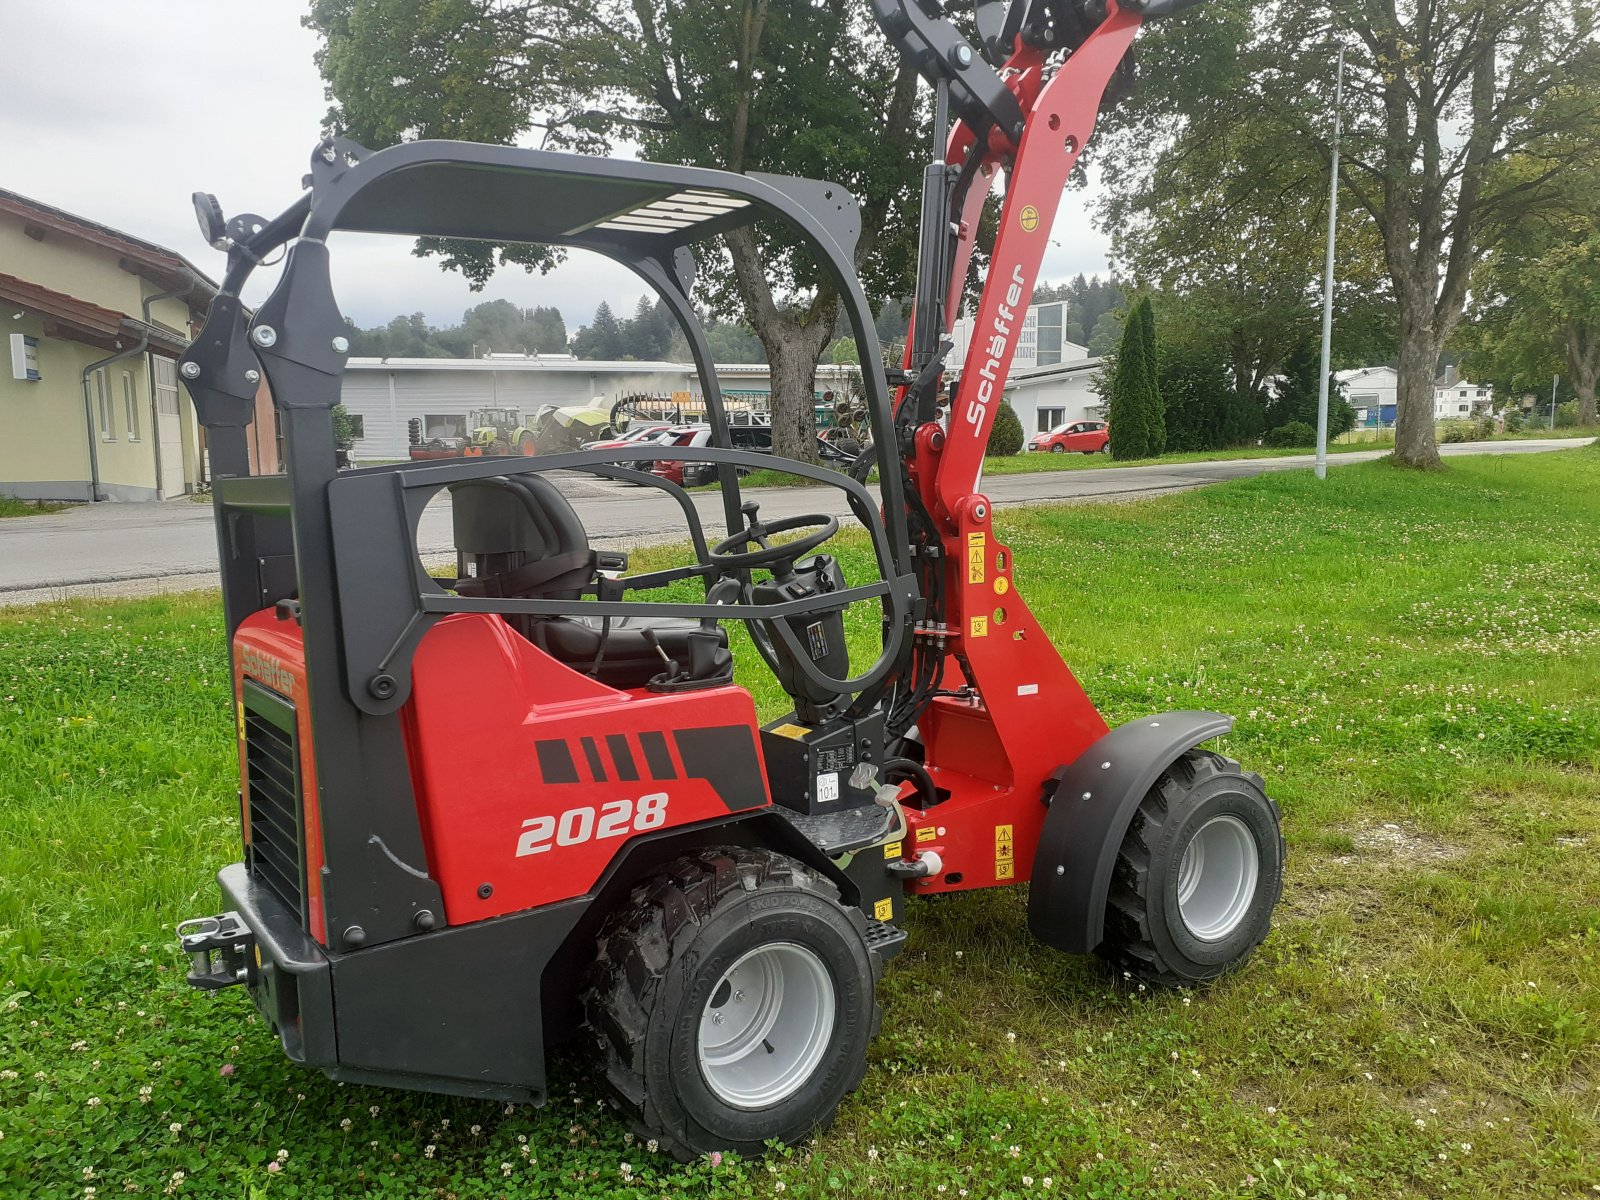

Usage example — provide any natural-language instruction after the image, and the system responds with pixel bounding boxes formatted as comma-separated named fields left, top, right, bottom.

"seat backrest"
left=450, top=475, right=591, bottom=601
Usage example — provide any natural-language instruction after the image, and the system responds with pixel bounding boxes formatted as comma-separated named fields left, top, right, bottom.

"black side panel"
left=1027, top=711, right=1233, bottom=954
left=674, top=724, right=767, bottom=812
left=331, top=898, right=587, bottom=1100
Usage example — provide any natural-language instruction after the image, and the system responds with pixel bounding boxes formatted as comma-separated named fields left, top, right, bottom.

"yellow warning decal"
left=967, top=531, right=986, bottom=585
left=916, top=826, right=937, bottom=844
left=1019, top=204, right=1040, bottom=232
left=236, top=701, right=247, bottom=743
left=995, top=823, right=1015, bottom=880
left=768, top=723, right=810, bottom=739
left=883, top=840, right=903, bottom=860
left=874, top=896, right=894, bottom=921
left=970, top=615, right=988, bottom=638
left=994, top=576, right=1010, bottom=595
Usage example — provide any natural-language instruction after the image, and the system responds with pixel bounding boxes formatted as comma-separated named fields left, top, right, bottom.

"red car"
left=1028, top=419, right=1109, bottom=454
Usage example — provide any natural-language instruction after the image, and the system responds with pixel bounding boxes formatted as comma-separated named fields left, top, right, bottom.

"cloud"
left=0, top=0, right=1111, bottom=335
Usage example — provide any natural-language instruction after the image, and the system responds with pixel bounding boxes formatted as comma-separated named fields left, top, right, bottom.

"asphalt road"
left=0, top=438, right=1585, bottom=605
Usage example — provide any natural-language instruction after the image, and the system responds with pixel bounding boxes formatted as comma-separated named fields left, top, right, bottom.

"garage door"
left=153, top=357, right=186, bottom=497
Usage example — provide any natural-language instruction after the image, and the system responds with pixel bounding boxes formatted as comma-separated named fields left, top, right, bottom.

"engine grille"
left=241, top=680, right=306, bottom=924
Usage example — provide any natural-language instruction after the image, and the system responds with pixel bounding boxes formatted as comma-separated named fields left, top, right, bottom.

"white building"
left=948, top=299, right=1090, bottom=372
left=1003, top=359, right=1107, bottom=434
left=338, top=357, right=868, bottom=460
left=1337, top=366, right=1398, bottom=430
left=1433, top=372, right=1494, bottom=420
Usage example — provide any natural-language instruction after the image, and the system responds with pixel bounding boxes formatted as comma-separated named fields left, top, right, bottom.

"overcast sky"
left=0, top=1, right=1113, bottom=341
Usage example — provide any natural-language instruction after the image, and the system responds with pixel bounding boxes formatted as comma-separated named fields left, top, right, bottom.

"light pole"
left=1314, top=43, right=1346, bottom=480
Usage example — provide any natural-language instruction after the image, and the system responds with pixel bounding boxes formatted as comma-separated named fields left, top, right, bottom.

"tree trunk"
left=1566, top=325, right=1599, bottom=427
left=762, top=320, right=834, bottom=463
left=1393, top=304, right=1443, bottom=469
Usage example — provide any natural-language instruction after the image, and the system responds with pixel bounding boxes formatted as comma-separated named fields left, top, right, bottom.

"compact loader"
left=175, top=0, right=1282, bottom=1159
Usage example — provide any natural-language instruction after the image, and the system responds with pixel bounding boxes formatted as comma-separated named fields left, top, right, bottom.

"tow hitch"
left=176, top=912, right=256, bottom=991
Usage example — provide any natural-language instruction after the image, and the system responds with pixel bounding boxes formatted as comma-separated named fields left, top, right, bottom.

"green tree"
left=306, top=0, right=927, bottom=463
left=572, top=301, right=626, bottom=360
left=827, top=337, right=860, bottom=365
left=1265, top=342, right=1356, bottom=440
left=1159, top=342, right=1232, bottom=452
left=1095, top=0, right=1600, bottom=469
left=1465, top=154, right=1600, bottom=426
left=986, top=398, right=1024, bottom=457
left=1137, top=298, right=1165, bottom=456
left=1108, top=298, right=1161, bottom=459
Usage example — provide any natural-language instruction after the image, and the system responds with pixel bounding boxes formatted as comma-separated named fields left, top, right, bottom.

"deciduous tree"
left=1095, top=0, right=1600, bottom=469
left=305, top=0, right=927, bottom=463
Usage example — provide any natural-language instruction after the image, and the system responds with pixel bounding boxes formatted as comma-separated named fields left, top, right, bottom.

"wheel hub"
left=697, top=942, right=836, bottom=1109
left=1176, top=814, right=1260, bottom=941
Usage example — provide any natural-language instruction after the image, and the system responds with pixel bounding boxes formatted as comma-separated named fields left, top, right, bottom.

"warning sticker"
left=883, top=840, right=903, bottom=860
left=970, top=615, right=988, bottom=638
left=874, top=896, right=894, bottom=921
left=994, top=576, right=1010, bottom=595
left=769, top=723, right=810, bottom=740
left=916, top=826, right=937, bottom=844
left=967, top=531, right=986, bottom=585
left=1019, top=204, right=1040, bottom=232
left=995, top=823, right=1015, bottom=880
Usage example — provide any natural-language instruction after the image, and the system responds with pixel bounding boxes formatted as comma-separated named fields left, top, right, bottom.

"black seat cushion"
left=450, top=476, right=730, bottom=688
left=531, top=615, right=731, bottom=690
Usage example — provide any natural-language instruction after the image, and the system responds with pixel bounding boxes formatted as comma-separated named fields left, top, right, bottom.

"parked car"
left=651, top=424, right=776, bottom=487
left=1028, top=420, right=1109, bottom=454
left=580, top=423, right=675, bottom=468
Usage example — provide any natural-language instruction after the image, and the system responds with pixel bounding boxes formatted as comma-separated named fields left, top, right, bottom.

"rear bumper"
left=211, top=862, right=337, bottom=1066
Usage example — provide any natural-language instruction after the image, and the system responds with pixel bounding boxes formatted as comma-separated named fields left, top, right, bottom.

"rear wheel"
left=1098, top=750, right=1283, bottom=986
left=585, top=847, right=880, bottom=1160
left=519, top=433, right=537, bottom=455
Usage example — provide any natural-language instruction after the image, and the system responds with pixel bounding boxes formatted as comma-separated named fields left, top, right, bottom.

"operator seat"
left=448, top=475, right=732, bottom=690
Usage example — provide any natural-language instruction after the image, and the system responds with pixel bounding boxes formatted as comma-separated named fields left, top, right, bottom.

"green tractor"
left=463, top=406, right=538, bottom=457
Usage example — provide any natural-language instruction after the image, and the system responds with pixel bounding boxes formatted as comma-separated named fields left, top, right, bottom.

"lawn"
left=2, top=448, right=1598, bottom=1198
left=0, top=496, right=72, bottom=517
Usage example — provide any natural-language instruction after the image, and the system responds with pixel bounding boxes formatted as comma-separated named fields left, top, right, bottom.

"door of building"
left=153, top=357, right=186, bottom=497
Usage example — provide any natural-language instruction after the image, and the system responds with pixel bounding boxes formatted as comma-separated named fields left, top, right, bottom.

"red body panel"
left=404, top=615, right=769, bottom=921
left=235, top=611, right=771, bottom=932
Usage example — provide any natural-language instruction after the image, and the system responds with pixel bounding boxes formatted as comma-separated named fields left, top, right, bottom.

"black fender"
left=1027, top=710, right=1233, bottom=954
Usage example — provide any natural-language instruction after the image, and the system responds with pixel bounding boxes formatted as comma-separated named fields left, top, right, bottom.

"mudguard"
left=1027, top=710, right=1233, bottom=954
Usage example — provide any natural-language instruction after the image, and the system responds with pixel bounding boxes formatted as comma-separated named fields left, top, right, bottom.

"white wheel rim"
left=697, top=942, right=836, bottom=1109
left=1176, top=815, right=1260, bottom=941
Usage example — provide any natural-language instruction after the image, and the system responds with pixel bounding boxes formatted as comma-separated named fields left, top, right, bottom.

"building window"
left=1037, top=407, right=1065, bottom=432
left=94, top=370, right=114, bottom=440
left=1036, top=303, right=1063, bottom=367
left=123, top=371, right=140, bottom=441
left=1459, top=403, right=1469, bottom=413
left=347, top=414, right=365, bottom=439
left=153, top=357, right=181, bottom=416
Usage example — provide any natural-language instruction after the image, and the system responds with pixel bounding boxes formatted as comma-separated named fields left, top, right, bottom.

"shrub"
left=1502, top=408, right=1526, bottom=433
left=987, top=398, right=1024, bottom=456
left=1264, top=421, right=1317, bottom=448
left=1554, top=401, right=1579, bottom=428
left=1438, top=419, right=1485, bottom=443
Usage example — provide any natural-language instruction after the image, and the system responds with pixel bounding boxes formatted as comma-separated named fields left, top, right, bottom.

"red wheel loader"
left=175, top=0, right=1282, bottom=1159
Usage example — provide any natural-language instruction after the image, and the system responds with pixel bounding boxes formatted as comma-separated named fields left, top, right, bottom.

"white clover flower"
left=85, top=1097, right=102, bottom=1109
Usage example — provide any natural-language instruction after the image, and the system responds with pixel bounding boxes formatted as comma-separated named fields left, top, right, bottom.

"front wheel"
left=1051, top=444, right=1066, bottom=454
left=585, top=847, right=880, bottom=1160
left=1098, top=750, right=1284, bottom=986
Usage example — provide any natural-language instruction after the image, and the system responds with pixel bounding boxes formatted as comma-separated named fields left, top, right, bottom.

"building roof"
left=0, top=188, right=218, bottom=312
left=0, top=271, right=189, bottom=357
left=345, top=356, right=697, bottom=373
left=1002, top=357, right=1107, bottom=386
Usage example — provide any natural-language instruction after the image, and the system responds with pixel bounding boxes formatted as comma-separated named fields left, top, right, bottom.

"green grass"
left=0, top=495, right=71, bottom=517
left=3, top=449, right=1599, bottom=1197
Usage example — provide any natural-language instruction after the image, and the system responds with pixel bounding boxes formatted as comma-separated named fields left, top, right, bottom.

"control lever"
left=641, top=629, right=682, bottom=683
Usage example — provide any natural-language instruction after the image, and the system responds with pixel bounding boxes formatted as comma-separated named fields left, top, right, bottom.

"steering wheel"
left=708, top=512, right=839, bottom=571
